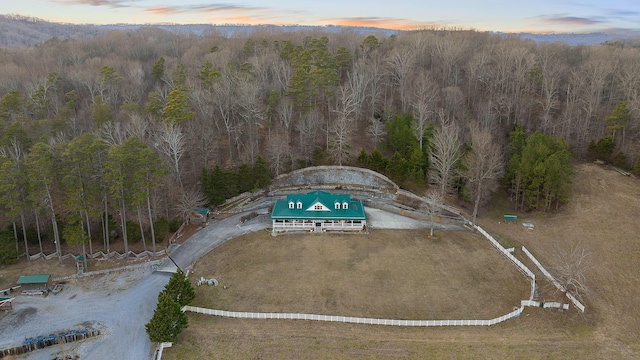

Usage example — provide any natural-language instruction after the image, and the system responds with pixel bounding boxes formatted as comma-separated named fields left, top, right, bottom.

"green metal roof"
left=17, top=274, right=51, bottom=284
left=271, top=191, right=366, bottom=221
left=192, top=207, right=209, bottom=216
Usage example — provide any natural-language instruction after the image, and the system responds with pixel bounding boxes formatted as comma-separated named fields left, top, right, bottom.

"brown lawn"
left=189, top=230, right=528, bottom=320
left=164, top=163, right=640, bottom=359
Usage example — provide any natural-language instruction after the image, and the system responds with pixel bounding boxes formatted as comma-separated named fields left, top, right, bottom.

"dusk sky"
left=4, top=0, right=640, bottom=34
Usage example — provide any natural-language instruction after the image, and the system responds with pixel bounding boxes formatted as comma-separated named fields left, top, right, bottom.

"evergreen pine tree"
left=163, top=269, right=195, bottom=307
left=145, top=291, right=188, bottom=343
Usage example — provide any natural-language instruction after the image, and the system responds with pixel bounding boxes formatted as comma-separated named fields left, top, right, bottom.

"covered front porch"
left=272, top=219, right=366, bottom=234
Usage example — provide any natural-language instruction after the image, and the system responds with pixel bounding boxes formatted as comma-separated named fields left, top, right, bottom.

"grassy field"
left=164, top=163, right=640, bottom=359
left=189, top=230, right=528, bottom=320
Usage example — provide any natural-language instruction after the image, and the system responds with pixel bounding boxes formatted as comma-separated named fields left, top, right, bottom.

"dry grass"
left=190, top=230, right=528, bottom=320
left=0, top=258, right=77, bottom=290
left=164, top=163, right=640, bottom=359
left=479, top=163, right=640, bottom=353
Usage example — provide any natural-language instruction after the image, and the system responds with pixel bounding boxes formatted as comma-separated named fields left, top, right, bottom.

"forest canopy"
left=0, top=26, right=638, bottom=263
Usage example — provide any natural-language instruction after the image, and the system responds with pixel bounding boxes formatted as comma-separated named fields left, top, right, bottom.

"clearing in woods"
left=163, top=163, right=640, bottom=359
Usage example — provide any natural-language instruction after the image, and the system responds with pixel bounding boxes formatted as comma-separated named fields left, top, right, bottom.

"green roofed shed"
left=17, top=274, right=52, bottom=294
left=17, top=274, right=51, bottom=285
left=189, top=207, right=210, bottom=223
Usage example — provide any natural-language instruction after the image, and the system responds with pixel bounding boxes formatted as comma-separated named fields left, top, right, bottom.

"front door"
left=315, top=222, right=322, bottom=232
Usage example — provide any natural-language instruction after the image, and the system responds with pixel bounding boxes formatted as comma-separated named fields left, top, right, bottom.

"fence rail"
left=473, top=224, right=536, bottom=281
left=182, top=305, right=524, bottom=327
left=521, top=246, right=585, bottom=312
left=27, top=249, right=166, bottom=262
left=521, top=300, right=569, bottom=310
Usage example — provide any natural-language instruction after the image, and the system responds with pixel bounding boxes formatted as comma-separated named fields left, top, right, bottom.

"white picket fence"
left=182, top=305, right=524, bottom=327
left=521, top=300, right=569, bottom=310
left=154, top=342, right=172, bottom=360
left=521, top=246, right=585, bottom=312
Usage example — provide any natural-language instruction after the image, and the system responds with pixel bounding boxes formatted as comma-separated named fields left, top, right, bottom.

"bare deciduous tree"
left=296, top=109, right=320, bottom=163
left=124, top=113, right=150, bottom=141
left=366, top=117, right=386, bottom=149
left=175, top=187, right=207, bottom=224
left=551, top=242, right=590, bottom=309
left=462, top=122, right=505, bottom=227
left=266, top=133, right=290, bottom=176
left=237, top=78, right=265, bottom=164
left=412, top=71, right=439, bottom=150
left=277, top=97, right=294, bottom=146
left=96, top=121, right=127, bottom=146
left=329, top=86, right=356, bottom=166
left=423, top=189, right=443, bottom=237
left=214, top=67, right=238, bottom=162
left=385, top=46, right=416, bottom=113
left=346, top=61, right=369, bottom=130
left=155, top=123, right=186, bottom=188
left=429, top=120, right=462, bottom=197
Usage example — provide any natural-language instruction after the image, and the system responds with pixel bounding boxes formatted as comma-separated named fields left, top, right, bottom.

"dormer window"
left=334, top=202, right=341, bottom=210
left=288, top=201, right=294, bottom=209
left=342, top=202, right=349, bottom=210
left=296, top=201, right=303, bottom=209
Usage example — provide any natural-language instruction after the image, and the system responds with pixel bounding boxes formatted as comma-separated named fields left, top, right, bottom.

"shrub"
left=125, top=221, right=142, bottom=243
left=633, top=159, right=640, bottom=176
left=611, top=151, right=627, bottom=168
left=153, top=217, right=170, bottom=242
left=169, top=218, right=181, bottom=232
left=0, top=230, right=18, bottom=266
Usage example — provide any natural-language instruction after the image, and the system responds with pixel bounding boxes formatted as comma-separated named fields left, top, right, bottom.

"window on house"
left=342, top=202, right=349, bottom=209
left=334, top=202, right=340, bottom=210
left=288, top=201, right=294, bottom=209
left=296, top=201, right=303, bottom=209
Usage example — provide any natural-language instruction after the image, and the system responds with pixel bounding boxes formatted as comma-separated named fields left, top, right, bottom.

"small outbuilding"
left=189, top=207, right=210, bottom=224
left=16, top=274, right=52, bottom=295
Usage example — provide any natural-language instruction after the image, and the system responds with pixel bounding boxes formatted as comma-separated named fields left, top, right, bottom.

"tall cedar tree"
left=145, top=291, right=188, bottom=343
left=163, top=269, right=195, bottom=307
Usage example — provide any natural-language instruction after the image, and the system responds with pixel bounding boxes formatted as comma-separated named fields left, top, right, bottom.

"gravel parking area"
left=0, top=266, right=170, bottom=359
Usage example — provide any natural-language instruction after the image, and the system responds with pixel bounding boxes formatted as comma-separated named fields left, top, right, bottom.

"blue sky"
left=4, top=0, right=640, bottom=34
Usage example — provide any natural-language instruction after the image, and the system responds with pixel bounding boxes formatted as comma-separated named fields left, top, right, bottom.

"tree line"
left=1, top=26, right=639, bottom=263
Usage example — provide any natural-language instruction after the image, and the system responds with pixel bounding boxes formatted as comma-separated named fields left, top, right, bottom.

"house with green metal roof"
left=271, top=191, right=366, bottom=234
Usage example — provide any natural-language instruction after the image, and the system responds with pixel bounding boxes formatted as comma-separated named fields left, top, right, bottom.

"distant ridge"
left=99, top=23, right=399, bottom=38
left=0, top=14, right=102, bottom=47
left=0, top=13, right=636, bottom=48
left=504, top=32, right=634, bottom=46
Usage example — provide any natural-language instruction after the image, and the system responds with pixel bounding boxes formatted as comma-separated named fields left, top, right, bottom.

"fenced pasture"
left=163, top=163, right=640, bottom=359
left=189, top=230, right=529, bottom=320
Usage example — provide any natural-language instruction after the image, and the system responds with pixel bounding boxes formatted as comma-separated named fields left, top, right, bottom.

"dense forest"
left=0, top=25, right=639, bottom=264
